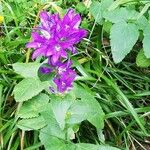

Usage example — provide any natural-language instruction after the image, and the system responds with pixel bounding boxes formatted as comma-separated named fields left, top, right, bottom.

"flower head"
left=27, top=8, right=86, bottom=93
left=54, top=68, right=76, bottom=93
left=26, top=8, right=87, bottom=63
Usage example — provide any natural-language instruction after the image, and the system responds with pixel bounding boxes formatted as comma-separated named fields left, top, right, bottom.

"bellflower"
left=26, top=9, right=87, bottom=64
left=27, top=8, right=87, bottom=93
left=54, top=68, right=76, bottom=93
left=40, top=66, right=53, bottom=74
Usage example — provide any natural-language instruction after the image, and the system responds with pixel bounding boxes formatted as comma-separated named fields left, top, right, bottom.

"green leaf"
left=66, top=100, right=90, bottom=124
left=39, top=103, right=112, bottom=150
left=136, top=15, right=148, bottom=30
left=143, top=24, right=150, bottom=58
left=13, top=62, right=41, bottom=78
left=40, top=103, right=66, bottom=140
left=18, top=93, right=49, bottom=118
left=67, top=86, right=105, bottom=129
left=17, top=116, right=46, bottom=131
left=90, top=0, right=113, bottom=24
left=136, top=49, right=150, bottom=67
left=40, top=131, right=76, bottom=150
left=76, top=143, right=121, bottom=150
left=108, top=0, right=133, bottom=11
left=39, top=126, right=68, bottom=150
left=110, top=21, right=139, bottom=63
left=51, top=94, right=74, bottom=130
left=39, top=104, right=72, bottom=150
left=13, top=78, right=49, bottom=102
left=104, top=7, right=138, bottom=23
left=103, top=21, right=112, bottom=33
left=86, top=97, right=105, bottom=129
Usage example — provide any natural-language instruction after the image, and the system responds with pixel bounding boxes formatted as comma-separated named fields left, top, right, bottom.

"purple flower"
left=26, top=9, right=86, bottom=93
left=26, top=8, right=87, bottom=63
left=57, top=60, right=72, bottom=75
left=54, top=68, right=76, bottom=93
left=39, top=60, right=76, bottom=93
left=53, top=60, right=76, bottom=93
left=40, top=66, right=53, bottom=74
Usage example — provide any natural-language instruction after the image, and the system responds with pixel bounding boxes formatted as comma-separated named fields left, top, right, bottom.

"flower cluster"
left=26, top=9, right=87, bottom=93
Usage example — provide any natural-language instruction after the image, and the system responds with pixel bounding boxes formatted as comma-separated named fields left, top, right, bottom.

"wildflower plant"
left=12, top=8, right=120, bottom=150
left=26, top=9, right=87, bottom=93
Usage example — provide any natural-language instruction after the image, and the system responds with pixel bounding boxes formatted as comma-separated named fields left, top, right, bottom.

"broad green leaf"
left=51, top=94, right=74, bottom=130
left=40, top=131, right=76, bottom=150
left=104, top=7, right=138, bottom=23
left=76, top=143, right=121, bottom=150
left=68, top=85, right=105, bottom=129
left=18, top=93, right=49, bottom=118
left=17, top=116, right=46, bottom=131
left=143, top=24, right=150, bottom=58
left=13, top=78, right=49, bottom=102
left=136, top=15, right=148, bottom=30
left=66, top=100, right=90, bottom=124
left=90, top=0, right=113, bottom=24
left=13, top=62, right=41, bottom=78
left=110, top=21, right=139, bottom=63
left=40, top=103, right=66, bottom=140
left=108, top=0, right=133, bottom=11
left=136, top=49, right=150, bottom=67
left=86, top=97, right=105, bottom=129
left=39, top=104, right=72, bottom=150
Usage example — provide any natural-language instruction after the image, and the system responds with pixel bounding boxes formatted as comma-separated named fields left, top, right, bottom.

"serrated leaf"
left=13, top=62, right=41, bottom=78
left=110, top=21, right=139, bottom=63
left=18, top=93, right=49, bottom=118
left=17, top=116, right=46, bottom=131
left=90, top=0, right=113, bottom=24
left=51, top=95, right=74, bottom=130
left=86, top=97, right=105, bottom=129
left=136, top=49, right=150, bottom=67
left=13, top=78, right=49, bottom=102
left=76, top=143, right=121, bottom=150
left=66, top=100, right=90, bottom=124
left=40, top=135, right=121, bottom=150
left=40, top=131, right=76, bottom=150
left=143, top=24, right=150, bottom=58
left=104, top=7, right=138, bottom=23
left=39, top=104, right=72, bottom=150
left=40, top=103, right=66, bottom=139
left=67, top=86, right=105, bottom=129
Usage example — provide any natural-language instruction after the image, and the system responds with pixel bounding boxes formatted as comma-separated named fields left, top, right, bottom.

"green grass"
left=0, top=0, right=150, bottom=150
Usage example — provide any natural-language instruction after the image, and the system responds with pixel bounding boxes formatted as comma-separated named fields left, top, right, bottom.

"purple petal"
left=26, top=42, right=41, bottom=48
left=60, top=51, right=67, bottom=58
left=40, top=11, right=50, bottom=28
left=51, top=54, right=60, bottom=64
left=46, top=48, right=53, bottom=56
left=40, top=29, right=51, bottom=39
left=67, top=46, right=77, bottom=54
left=72, top=14, right=81, bottom=29
left=31, top=32, right=45, bottom=42
left=32, top=46, right=47, bottom=59
left=67, top=29, right=87, bottom=44
left=40, top=66, right=52, bottom=74
left=62, top=8, right=81, bottom=29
